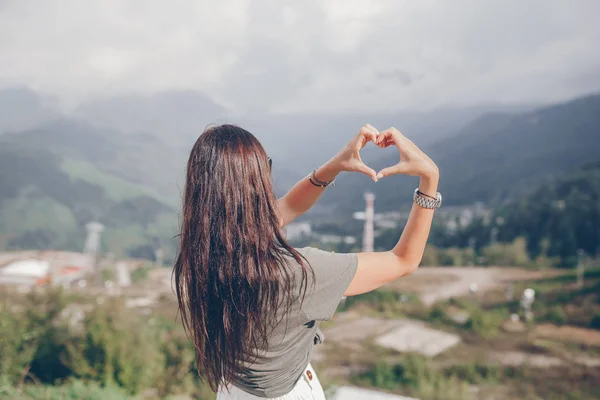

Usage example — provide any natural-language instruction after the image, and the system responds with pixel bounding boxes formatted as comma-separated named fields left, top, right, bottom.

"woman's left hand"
left=331, top=124, right=380, bottom=181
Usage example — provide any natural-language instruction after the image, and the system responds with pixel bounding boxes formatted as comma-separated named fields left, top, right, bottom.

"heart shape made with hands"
left=347, top=124, right=431, bottom=182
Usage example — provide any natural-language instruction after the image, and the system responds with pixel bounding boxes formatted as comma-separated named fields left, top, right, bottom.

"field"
left=314, top=265, right=600, bottom=399
left=2, top=264, right=599, bottom=400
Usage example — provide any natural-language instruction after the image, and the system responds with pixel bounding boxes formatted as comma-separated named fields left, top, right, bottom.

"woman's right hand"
left=375, top=127, right=439, bottom=180
left=329, top=124, right=380, bottom=181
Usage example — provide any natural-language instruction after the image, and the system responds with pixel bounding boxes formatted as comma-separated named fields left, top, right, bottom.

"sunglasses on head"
left=268, top=157, right=272, bottom=171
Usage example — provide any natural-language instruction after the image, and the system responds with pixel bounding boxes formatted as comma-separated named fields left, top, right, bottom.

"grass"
left=0, top=379, right=131, bottom=400
left=0, top=186, right=78, bottom=240
left=338, top=289, right=419, bottom=313
left=353, top=355, right=470, bottom=400
left=328, top=268, right=600, bottom=399
left=60, top=158, right=168, bottom=204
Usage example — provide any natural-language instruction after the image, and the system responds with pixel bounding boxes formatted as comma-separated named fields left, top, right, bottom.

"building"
left=0, top=259, right=50, bottom=286
left=0, top=250, right=93, bottom=289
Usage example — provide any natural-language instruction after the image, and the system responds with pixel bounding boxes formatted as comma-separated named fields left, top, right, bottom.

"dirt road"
left=385, top=266, right=562, bottom=305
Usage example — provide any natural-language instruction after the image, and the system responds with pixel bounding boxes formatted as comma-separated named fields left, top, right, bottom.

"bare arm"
left=276, top=161, right=342, bottom=226
left=277, top=125, right=380, bottom=226
left=345, top=128, right=440, bottom=296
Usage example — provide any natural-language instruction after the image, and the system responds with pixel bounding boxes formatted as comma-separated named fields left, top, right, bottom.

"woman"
left=174, top=124, right=440, bottom=399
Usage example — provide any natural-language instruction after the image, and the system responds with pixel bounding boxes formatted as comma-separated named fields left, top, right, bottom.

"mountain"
left=0, top=87, right=60, bottom=134
left=74, top=90, right=228, bottom=147
left=1, top=84, right=597, bottom=261
left=0, top=119, right=180, bottom=258
left=319, top=93, right=600, bottom=213
left=1, top=117, right=185, bottom=204
left=496, top=161, right=600, bottom=265
left=73, top=90, right=532, bottom=197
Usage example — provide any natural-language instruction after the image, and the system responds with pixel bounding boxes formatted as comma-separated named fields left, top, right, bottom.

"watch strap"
left=413, top=188, right=442, bottom=209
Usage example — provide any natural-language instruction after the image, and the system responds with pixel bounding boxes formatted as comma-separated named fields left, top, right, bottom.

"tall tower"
left=84, top=222, right=104, bottom=270
left=362, top=192, right=375, bottom=252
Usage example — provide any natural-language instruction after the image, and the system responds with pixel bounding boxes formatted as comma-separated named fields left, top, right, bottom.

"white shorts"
left=217, top=363, right=326, bottom=400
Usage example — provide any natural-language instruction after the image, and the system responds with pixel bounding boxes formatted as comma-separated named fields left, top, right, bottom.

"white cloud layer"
left=1, top=0, right=599, bottom=112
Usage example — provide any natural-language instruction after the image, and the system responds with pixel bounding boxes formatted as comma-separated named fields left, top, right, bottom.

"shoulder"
left=295, top=246, right=334, bottom=258
left=293, top=247, right=358, bottom=270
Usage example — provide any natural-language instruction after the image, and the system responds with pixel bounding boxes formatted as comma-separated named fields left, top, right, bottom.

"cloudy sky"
left=1, top=0, right=599, bottom=113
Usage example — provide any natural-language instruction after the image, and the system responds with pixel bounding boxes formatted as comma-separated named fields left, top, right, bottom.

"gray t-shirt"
left=230, top=247, right=358, bottom=398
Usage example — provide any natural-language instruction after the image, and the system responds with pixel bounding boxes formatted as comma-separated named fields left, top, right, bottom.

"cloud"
left=0, top=0, right=599, bottom=113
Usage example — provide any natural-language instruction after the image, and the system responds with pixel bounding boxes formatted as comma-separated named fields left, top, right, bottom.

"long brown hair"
left=174, top=124, right=310, bottom=391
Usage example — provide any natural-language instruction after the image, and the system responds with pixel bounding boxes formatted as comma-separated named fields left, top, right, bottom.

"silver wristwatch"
left=413, top=188, right=442, bottom=209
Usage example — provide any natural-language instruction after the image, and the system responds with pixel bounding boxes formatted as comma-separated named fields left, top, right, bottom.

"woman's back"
left=175, top=123, right=440, bottom=399
left=230, top=248, right=357, bottom=398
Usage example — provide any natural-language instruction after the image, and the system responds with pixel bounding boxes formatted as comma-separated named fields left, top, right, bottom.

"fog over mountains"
left=1, top=86, right=599, bottom=256
left=0, top=86, right=537, bottom=196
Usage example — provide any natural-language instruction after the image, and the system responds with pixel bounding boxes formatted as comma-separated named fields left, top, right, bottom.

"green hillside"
left=0, top=139, right=178, bottom=259
left=431, top=162, right=600, bottom=266
left=1, top=118, right=184, bottom=205
left=497, top=162, right=600, bottom=265
left=60, top=158, right=168, bottom=203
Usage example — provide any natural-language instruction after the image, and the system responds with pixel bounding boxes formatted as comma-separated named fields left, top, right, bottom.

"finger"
left=376, top=162, right=410, bottom=179
left=380, top=137, right=395, bottom=148
left=359, top=125, right=379, bottom=145
left=378, top=127, right=406, bottom=145
left=376, top=129, right=392, bottom=145
left=356, top=162, right=378, bottom=181
left=364, top=124, right=379, bottom=136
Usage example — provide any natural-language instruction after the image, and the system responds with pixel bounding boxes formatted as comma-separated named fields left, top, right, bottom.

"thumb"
left=376, top=163, right=409, bottom=179
left=357, top=163, right=378, bottom=182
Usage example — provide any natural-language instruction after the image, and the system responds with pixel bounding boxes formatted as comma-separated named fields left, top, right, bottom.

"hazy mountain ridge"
left=0, top=87, right=61, bottom=134
left=0, top=129, right=178, bottom=257
left=319, top=93, right=600, bottom=213
left=1, top=86, right=594, bottom=256
left=74, top=90, right=228, bottom=147
left=2, top=116, right=185, bottom=204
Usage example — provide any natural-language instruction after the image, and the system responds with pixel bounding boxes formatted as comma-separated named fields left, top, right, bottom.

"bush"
left=155, top=333, right=197, bottom=397
left=427, top=305, right=448, bottom=323
left=481, top=237, right=530, bottom=267
left=0, top=287, right=70, bottom=385
left=545, top=306, right=567, bottom=326
left=357, top=355, right=468, bottom=400
left=131, top=266, right=150, bottom=283
left=63, top=299, right=164, bottom=394
left=421, top=246, right=440, bottom=266
left=369, top=361, right=396, bottom=391
left=464, top=308, right=500, bottom=337
left=438, top=248, right=471, bottom=266
left=589, top=313, right=600, bottom=330
left=338, top=289, right=402, bottom=312
left=0, top=286, right=204, bottom=398
left=100, top=268, right=115, bottom=282
left=0, top=380, right=130, bottom=400
left=445, top=363, right=501, bottom=384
